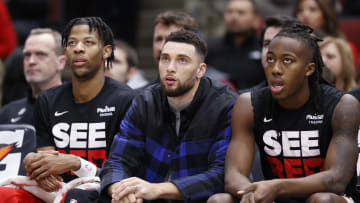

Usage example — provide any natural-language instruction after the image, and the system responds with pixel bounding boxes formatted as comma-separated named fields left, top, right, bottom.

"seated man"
left=100, top=30, right=237, bottom=202
left=0, top=16, right=135, bottom=202
left=209, top=24, right=360, bottom=203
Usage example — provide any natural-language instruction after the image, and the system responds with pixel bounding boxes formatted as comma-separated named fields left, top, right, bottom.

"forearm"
left=171, top=168, right=224, bottom=201
left=276, top=170, right=348, bottom=197
left=225, top=170, right=252, bottom=197
left=155, top=182, right=183, bottom=200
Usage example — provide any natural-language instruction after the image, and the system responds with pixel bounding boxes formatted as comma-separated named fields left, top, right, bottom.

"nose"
left=74, top=42, right=85, bottom=53
left=27, top=54, right=37, bottom=65
left=166, top=59, right=176, bottom=73
left=271, top=61, right=283, bottom=76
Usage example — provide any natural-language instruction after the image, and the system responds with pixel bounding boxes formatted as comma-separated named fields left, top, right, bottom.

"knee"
left=207, top=193, right=236, bottom=203
left=306, top=192, right=341, bottom=203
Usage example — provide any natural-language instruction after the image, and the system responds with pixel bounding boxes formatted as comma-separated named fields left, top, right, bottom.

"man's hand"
left=237, top=180, right=280, bottom=203
left=111, top=177, right=161, bottom=201
left=23, top=151, right=80, bottom=181
left=111, top=193, right=141, bottom=203
left=36, top=175, right=63, bottom=192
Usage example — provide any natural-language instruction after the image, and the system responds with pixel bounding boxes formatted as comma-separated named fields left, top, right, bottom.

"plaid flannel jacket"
left=100, top=78, right=237, bottom=202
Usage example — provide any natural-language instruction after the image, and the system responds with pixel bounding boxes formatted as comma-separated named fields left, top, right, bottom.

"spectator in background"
left=254, top=0, right=296, bottom=18
left=0, top=1, right=17, bottom=60
left=294, top=0, right=358, bottom=68
left=206, top=0, right=265, bottom=91
left=294, top=0, right=344, bottom=38
left=320, top=36, right=356, bottom=91
left=153, top=10, right=198, bottom=62
left=0, top=28, right=64, bottom=125
left=105, top=40, right=148, bottom=89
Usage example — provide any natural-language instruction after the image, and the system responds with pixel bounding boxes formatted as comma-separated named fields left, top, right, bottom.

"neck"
left=233, top=34, right=246, bottom=46
left=72, top=72, right=105, bottom=104
left=278, top=81, right=311, bottom=110
left=167, top=80, right=200, bottom=109
left=31, top=76, right=62, bottom=99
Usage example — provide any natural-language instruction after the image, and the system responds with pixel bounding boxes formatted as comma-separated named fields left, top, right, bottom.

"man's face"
left=153, top=23, right=183, bottom=61
left=23, top=33, right=61, bottom=85
left=105, top=48, right=129, bottom=83
left=224, top=0, right=257, bottom=34
left=65, top=24, right=109, bottom=81
left=159, top=41, right=203, bottom=97
left=261, top=26, right=282, bottom=66
left=265, top=36, right=313, bottom=102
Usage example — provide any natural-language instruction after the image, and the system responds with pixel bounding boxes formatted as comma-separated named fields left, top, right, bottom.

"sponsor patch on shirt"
left=97, top=105, right=116, bottom=117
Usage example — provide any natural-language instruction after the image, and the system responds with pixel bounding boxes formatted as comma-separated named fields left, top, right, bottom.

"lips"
left=269, top=79, right=284, bottom=94
left=72, top=57, right=87, bottom=67
left=165, top=76, right=176, bottom=85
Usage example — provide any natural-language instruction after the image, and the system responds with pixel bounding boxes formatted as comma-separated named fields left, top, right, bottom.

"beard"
left=160, top=78, right=196, bottom=97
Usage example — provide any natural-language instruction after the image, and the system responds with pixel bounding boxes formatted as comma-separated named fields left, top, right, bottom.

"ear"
left=196, top=63, right=207, bottom=79
left=127, top=66, right=137, bottom=80
left=57, top=55, right=66, bottom=72
left=103, top=45, right=113, bottom=60
left=305, top=62, right=315, bottom=77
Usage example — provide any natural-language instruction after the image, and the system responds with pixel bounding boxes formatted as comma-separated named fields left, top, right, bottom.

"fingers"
left=23, top=152, right=42, bottom=170
left=240, top=192, right=255, bottom=203
left=113, top=185, right=138, bottom=201
left=38, top=177, right=60, bottom=192
left=237, top=184, right=256, bottom=196
left=128, top=193, right=137, bottom=203
left=31, top=166, right=50, bottom=180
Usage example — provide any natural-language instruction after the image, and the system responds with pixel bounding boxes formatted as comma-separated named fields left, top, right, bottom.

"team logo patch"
left=70, top=199, right=77, bottom=203
left=0, top=144, right=15, bottom=161
left=97, top=105, right=116, bottom=117
left=306, top=114, right=323, bottom=124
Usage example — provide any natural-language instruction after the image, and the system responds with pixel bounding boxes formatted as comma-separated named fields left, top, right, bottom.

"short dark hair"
left=62, top=17, right=115, bottom=70
left=259, top=15, right=301, bottom=47
left=154, top=10, right=198, bottom=32
left=114, top=40, right=138, bottom=68
left=165, top=30, right=207, bottom=61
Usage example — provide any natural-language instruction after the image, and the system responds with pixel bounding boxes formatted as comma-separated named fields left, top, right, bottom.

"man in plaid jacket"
left=100, top=30, right=237, bottom=203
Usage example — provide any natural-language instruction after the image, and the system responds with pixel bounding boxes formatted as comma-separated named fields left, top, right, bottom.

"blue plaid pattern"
left=100, top=78, right=236, bottom=202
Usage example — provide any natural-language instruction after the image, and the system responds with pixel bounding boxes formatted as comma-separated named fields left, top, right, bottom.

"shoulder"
left=207, top=77, right=238, bottom=100
left=233, top=91, right=254, bottom=127
left=349, top=87, right=360, bottom=102
left=331, top=93, right=360, bottom=128
left=104, top=77, right=136, bottom=98
left=1, top=97, right=27, bottom=110
left=0, top=97, right=27, bottom=116
left=39, top=82, right=71, bottom=100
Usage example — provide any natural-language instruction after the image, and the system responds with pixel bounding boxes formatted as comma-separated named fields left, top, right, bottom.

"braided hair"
left=62, top=17, right=115, bottom=70
left=269, top=23, right=324, bottom=113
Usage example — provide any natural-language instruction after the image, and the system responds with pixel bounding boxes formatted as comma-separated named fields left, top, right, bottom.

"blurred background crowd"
left=0, top=0, right=360, bottom=106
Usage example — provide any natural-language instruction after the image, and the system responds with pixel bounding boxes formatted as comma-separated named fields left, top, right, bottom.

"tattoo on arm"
left=321, top=95, right=359, bottom=192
